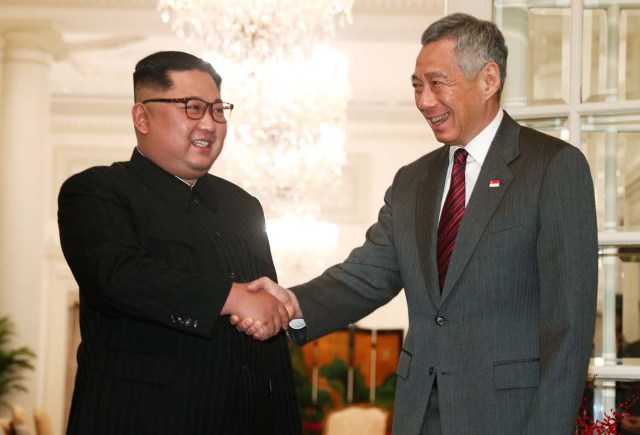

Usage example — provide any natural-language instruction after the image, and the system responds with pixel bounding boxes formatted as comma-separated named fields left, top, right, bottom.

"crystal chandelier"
left=158, top=0, right=353, bottom=280
left=211, top=46, right=351, bottom=281
left=211, top=45, right=350, bottom=217
left=157, top=0, right=353, bottom=63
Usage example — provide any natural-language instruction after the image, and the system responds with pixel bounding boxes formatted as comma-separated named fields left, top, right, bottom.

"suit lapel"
left=416, top=147, right=449, bottom=306
left=440, top=113, right=521, bottom=301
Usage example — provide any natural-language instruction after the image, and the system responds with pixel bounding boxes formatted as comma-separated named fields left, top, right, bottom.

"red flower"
left=575, top=393, right=640, bottom=434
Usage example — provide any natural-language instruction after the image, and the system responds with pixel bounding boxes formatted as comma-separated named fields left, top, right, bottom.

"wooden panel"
left=293, top=326, right=403, bottom=434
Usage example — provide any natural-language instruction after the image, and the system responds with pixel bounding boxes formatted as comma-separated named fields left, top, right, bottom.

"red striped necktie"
left=437, top=148, right=468, bottom=291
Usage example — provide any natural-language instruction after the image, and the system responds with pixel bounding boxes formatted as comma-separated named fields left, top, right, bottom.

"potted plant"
left=0, top=316, right=36, bottom=410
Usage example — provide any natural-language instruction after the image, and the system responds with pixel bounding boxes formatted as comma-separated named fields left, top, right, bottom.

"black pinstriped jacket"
left=58, top=148, right=301, bottom=435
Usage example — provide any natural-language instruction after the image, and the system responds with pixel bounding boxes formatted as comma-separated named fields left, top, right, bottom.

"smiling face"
left=132, top=69, right=227, bottom=184
left=412, top=38, right=501, bottom=146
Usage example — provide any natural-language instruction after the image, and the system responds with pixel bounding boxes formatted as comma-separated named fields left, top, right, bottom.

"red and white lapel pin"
left=489, top=179, right=501, bottom=188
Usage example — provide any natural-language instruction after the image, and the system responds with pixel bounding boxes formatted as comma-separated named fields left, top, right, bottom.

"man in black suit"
left=58, top=51, right=301, bottom=435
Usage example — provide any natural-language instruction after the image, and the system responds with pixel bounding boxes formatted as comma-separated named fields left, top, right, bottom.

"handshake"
left=223, top=277, right=303, bottom=341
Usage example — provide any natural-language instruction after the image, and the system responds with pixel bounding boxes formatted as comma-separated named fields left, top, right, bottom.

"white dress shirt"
left=439, top=109, right=504, bottom=220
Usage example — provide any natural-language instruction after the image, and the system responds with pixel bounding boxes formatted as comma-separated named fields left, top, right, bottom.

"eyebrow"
left=185, top=96, right=224, bottom=103
left=411, top=71, right=448, bottom=82
left=426, top=71, right=448, bottom=80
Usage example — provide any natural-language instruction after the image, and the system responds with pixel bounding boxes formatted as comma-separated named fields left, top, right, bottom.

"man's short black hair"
left=133, top=51, right=222, bottom=101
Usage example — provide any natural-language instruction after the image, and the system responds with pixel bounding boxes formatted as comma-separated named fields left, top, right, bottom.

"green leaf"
left=0, top=317, right=36, bottom=409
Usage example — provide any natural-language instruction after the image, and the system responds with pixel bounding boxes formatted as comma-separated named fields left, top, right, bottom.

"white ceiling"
left=0, top=0, right=444, bottom=108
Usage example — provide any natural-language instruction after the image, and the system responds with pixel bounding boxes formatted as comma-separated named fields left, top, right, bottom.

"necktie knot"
left=454, top=148, right=468, bottom=166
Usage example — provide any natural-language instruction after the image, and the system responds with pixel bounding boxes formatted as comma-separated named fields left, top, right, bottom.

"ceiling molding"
left=354, top=0, right=443, bottom=14
left=0, top=0, right=443, bottom=14
left=0, top=0, right=152, bottom=7
left=2, top=0, right=444, bottom=102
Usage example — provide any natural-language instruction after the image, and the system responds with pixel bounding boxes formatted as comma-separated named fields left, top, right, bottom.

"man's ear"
left=481, top=61, right=501, bottom=100
left=132, top=103, right=149, bottom=134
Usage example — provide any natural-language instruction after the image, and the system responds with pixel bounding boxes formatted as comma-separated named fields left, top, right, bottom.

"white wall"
left=0, top=2, right=444, bottom=432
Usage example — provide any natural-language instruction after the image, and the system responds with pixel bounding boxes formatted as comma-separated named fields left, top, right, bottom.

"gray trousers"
left=421, top=387, right=442, bottom=435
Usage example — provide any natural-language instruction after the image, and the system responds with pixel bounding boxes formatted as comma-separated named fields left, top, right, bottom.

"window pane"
left=581, top=113, right=640, bottom=231
left=594, top=250, right=640, bottom=360
left=517, top=116, right=569, bottom=140
left=580, top=375, right=640, bottom=432
left=495, top=1, right=571, bottom=106
left=582, top=4, right=640, bottom=103
left=623, top=9, right=640, bottom=100
left=618, top=251, right=640, bottom=361
left=590, top=248, right=640, bottom=426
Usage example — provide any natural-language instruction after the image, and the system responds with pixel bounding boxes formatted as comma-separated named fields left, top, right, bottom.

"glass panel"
left=517, top=116, right=569, bottom=141
left=594, top=249, right=640, bottom=360
left=581, top=113, right=640, bottom=231
left=590, top=246, right=640, bottom=426
left=495, top=1, right=570, bottom=107
left=579, top=374, right=640, bottom=433
left=582, top=3, right=640, bottom=103
left=623, top=9, right=640, bottom=101
left=619, top=250, right=640, bottom=361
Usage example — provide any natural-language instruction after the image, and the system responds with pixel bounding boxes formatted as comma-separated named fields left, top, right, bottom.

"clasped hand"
left=226, top=277, right=301, bottom=341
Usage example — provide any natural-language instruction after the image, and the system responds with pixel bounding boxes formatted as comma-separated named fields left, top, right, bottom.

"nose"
left=416, top=86, right=437, bottom=111
left=197, top=109, right=218, bottom=131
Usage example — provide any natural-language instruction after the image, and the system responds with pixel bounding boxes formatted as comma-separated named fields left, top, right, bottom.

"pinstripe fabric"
left=421, top=389, right=441, bottom=435
left=290, top=113, right=598, bottom=435
left=436, top=149, right=468, bottom=290
left=59, top=149, right=301, bottom=435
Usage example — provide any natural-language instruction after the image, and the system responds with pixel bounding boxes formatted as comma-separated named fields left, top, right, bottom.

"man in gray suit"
left=236, top=13, right=598, bottom=434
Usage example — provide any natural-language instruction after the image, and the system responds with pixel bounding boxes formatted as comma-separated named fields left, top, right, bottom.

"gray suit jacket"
left=291, top=112, right=598, bottom=434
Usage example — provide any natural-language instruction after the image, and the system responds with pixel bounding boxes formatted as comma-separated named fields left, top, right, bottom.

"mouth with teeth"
left=192, top=140, right=211, bottom=148
left=427, top=112, right=449, bottom=127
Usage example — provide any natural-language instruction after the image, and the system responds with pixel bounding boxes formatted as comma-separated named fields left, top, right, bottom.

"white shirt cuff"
left=289, top=318, right=306, bottom=329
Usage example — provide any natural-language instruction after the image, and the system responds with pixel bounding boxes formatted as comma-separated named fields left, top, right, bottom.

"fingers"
left=278, top=302, right=290, bottom=330
left=249, top=277, right=300, bottom=319
left=248, top=277, right=289, bottom=302
left=247, top=276, right=273, bottom=291
left=272, top=307, right=282, bottom=333
left=232, top=316, right=254, bottom=331
left=246, top=320, right=262, bottom=336
left=228, top=278, right=295, bottom=340
left=267, top=283, right=290, bottom=305
left=246, top=276, right=273, bottom=292
left=235, top=316, right=274, bottom=340
left=234, top=317, right=269, bottom=341
left=248, top=276, right=303, bottom=318
left=270, top=292, right=293, bottom=333
left=286, top=301, right=296, bottom=319
left=233, top=317, right=268, bottom=339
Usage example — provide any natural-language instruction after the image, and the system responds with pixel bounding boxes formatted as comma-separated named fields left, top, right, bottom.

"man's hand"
left=221, top=282, right=290, bottom=341
left=230, top=277, right=302, bottom=339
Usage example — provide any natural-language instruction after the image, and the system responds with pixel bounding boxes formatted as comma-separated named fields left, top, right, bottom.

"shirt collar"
left=448, top=109, right=504, bottom=165
left=129, top=148, right=218, bottom=212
